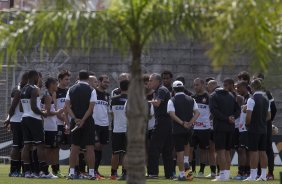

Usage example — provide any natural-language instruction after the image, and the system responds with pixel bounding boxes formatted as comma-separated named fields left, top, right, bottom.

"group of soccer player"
left=5, top=69, right=277, bottom=182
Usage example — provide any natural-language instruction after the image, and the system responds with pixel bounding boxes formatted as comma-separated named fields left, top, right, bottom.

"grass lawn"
left=0, top=165, right=280, bottom=184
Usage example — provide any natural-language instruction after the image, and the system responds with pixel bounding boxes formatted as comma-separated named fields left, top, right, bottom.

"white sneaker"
left=39, top=172, right=58, bottom=179
left=24, top=172, right=32, bottom=178
left=211, top=176, right=228, bottom=182
left=31, top=172, right=39, bottom=178
left=243, top=176, right=256, bottom=181
left=256, top=176, right=267, bottom=181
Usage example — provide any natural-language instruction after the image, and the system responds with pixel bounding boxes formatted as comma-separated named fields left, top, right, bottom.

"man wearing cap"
left=167, top=81, right=200, bottom=181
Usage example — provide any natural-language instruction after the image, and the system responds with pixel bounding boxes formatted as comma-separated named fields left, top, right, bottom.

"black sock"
left=173, top=159, right=177, bottom=173
left=32, top=150, right=39, bottom=174
left=245, top=166, right=250, bottom=175
left=75, top=166, right=79, bottom=175
left=238, top=165, right=244, bottom=175
left=51, top=164, right=59, bottom=174
left=192, top=160, right=196, bottom=172
left=94, top=150, right=102, bottom=171
left=210, top=165, right=216, bottom=174
left=199, top=163, right=206, bottom=173
left=23, top=163, right=31, bottom=173
left=10, top=160, right=18, bottom=173
left=122, top=169, right=127, bottom=175
left=111, top=169, right=117, bottom=176
left=39, top=161, right=49, bottom=175
left=217, top=165, right=220, bottom=175
left=78, top=153, right=86, bottom=173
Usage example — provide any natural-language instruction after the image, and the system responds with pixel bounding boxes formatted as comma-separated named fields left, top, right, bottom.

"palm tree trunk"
left=126, top=42, right=147, bottom=184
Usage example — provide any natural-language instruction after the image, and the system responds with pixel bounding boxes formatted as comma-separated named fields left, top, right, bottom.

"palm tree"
left=0, top=0, right=281, bottom=183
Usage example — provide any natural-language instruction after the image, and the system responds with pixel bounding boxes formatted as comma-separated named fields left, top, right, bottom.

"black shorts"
left=70, top=118, right=95, bottom=146
left=214, top=131, right=234, bottom=150
left=10, top=122, right=23, bottom=149
left=45, top=131, right=59, bottom=148
left=94, top=125, right=109, bottom=145
left=232, top=128, right=240, bottom=149
left=190, top=129, right=210, bottom=149
left=248, top=133, right=267, bottom=151
left=21, top=117, right=44, bottom=144
left=173, top=132, right=191, bottom=152
left=239, top=131, right=248, bottom=149
left=57, top=125, right=70, bottom=145
left=210, top=129, right=214, bottom=142
left=112, top=133, right=127, bottom=154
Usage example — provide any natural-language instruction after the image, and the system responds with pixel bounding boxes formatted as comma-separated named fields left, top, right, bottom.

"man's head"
left=149, top=73, right=162, bottom=90
left=236, top=81, right=249, bottom=96
left=250, top=79, right=263, bottom=93
left=206, top=77, right=215, bottom=84
left=98, top=74, right=110, bottom=90
left=207, top=80, right=218, bottom=94
left=175, top=76, right=185, bottom=85
left=161, top=70, right=173, bottom=88
left=28, top=70, right=39, bottom=85
left=37, top=72, right=43, bottom=88
left=120, top=80, right=130, bottom=92
left=253, top=72, right=265, bottom=80
left=237, top=71, right=250, bottom=84
left=143, top=74, right=150, bottom=93
left=223, top=78, right=235, bottom=92
left=89, top=75, right=98, bottom=89
left=118, top=73, right=130, bottom=82
left=58, top=70, right=71, bottom=88
left=172, top=81, right=184, bottom=93
left=79, top=70, right=89, bottom=81
left=45, top=77, right=58, bottom=92
left=193, top=78, right=205, bottom=94
left=20, top=72, right=29, bottom=88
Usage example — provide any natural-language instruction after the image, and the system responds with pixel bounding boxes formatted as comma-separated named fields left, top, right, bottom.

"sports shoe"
left=118, top=174, right=127, bottom=181
left=31, top=172, right=39, bottom=178
left=24, top=172, right=32, bottom=178
left=9, top=172, right=20, bottom=177
left=266, top=173, right=274, bottom=180
left=196, top=172, right=205, bottom=178
left=66, top=174, right=78, bottom=180
left=84, top=175, right=97, bottom=180
left=54, top=171, right=65, bottom=178
left=175, top=176, right=187, bottom=181
left=206, top=173, right=216, bottom=179
left=233, top=174, right=243, bottom=180
left=146, top=175, right=159, bottom=179
left=256, top=176, right=267, bottom=181
left=95, top=172, right=105, bottom=180
left=110, top=174, right=118, bottom=180
left=39, top=172, right=58, bottom=179
left=212, top=176, right=228, bottom=182
left=243, top=176, right=256, bottom=181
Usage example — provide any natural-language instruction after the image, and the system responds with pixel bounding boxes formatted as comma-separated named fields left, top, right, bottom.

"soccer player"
left=93, top=75, right=110, bottom=179
left=41, top=77, right=64, bottom=179
left=65, top=70, right=97, bottom=180
left=110, top=80, right=129, bottom=180
left=190, top=78, right=211, bottom=178
left=147, top=73, right=174, bottom=179
left=111, top=73, right=130, bottom=97
left=5, top=72, right=28, bottom=177
left=175, top=76, right=193, bottom=96
left=89, top=75, right=99, bottom=89
left=55, top=70, right=71, bottom=177
left=209, top=78, right=240, bottom=181
left=20, top=70, right=53, bottom=178
left=244, top=79, right=271, bottom=181
left=167, top=81, right=200, bottom=181
left=234, top=81, right=251, bottom=180
left=161, top=70, right=173, bottom=93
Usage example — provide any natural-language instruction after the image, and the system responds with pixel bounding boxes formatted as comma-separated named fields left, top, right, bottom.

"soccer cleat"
left=118, top=174, right=127, bottom=181
left=175, top=176, right=187, bottom=181
left=84, top=175, right=97, bottom=180
left=266, top=173, right=274, bottom=180
left=24, top=172, right=32, bottom=178
left=31, top=172, right=39, bottom=178
left=146, top=175, right=159, bottom=179
left=54, top=171, right=65, bottom=178
left=206, top=173, right=216, bottom=179
left=66, top=174, right=77, bottom=180
left=95, top=171, right=106, bottom=180
left=9, top=172, right=20, bottom=177
left=256, top=176, right=267, bottom=181
left=243, top=176, right=256, bottom=181
left=233, top=174, right=243, bottom=180
left=196, top=172, right=205, bottom=178
left=110, top=174, right=118, bottom=180
left=39, top=172, right=58, bottom=179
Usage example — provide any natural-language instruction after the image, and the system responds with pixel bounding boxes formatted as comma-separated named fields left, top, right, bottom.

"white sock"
left=250, top=169, right=257, bottom=179
left=219, top=170, right=225, bottom=179
left=69, top=168, right=75, bottom=175
left=224, top=170, right=230, bottom=180
left=179, top=171, right=185, bottom=177
left=184, top=156, right=189, bottom=163
left=261, top=168, right=267, bottom=179
left=89, top=169, right=95, bottom=177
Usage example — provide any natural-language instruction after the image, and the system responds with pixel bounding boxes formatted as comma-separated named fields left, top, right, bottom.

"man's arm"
left=30, top=88, right=45, bottom=116
left=167, top=100, right=185, bottom=126
left=209, top=94, right=229, bottom=121
left=80, top=89, right=97, bottom=126
left=246, top=98, right=254, bottom=125
left=151, top=88, right=167, bottom=107
left=4, top=90, right=20, bottom=127
left=266, top=91, right=277, bottom=121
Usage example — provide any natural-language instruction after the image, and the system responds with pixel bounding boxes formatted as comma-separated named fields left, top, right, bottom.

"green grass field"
left=0, top=165, right=280, bottom=184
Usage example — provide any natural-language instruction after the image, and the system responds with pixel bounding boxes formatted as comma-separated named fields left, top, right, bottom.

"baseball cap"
left=172, top=80, right=184, bottom=88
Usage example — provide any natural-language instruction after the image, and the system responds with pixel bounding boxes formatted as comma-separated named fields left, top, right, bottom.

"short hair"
left=237, top=71, right=250, bottom=82
left=120, top=80, right=130, bottom=91
left=250, top=79, right=263, bottom=91
left=21, top=72, right=29, bottom=82
left=161, top=70, right=173, bottom=78
left=45, top=77, right=57, bottom=89
left=28, top=70, right=38, bottom=80
left=176, top=76, right=185, bottom=85
left=223, top=78, right=235, bottom=85
left=237, top=81, right=249, bottom=88
left=89, top=71, right=96, bottom=76
left=79, top=70, right=89, bottom=80
left=143, top=74, right=150, bottom=83
left=151, top=73, right=162, bottom=82
left=253, top=72, right=265, bottom=80
left=58, top=70, right=71, bottom=80
left=194, top=78, right=205, bottom=84
left=206, top=77, right=215, bottom=83
left=98, top=74, right=109, bottom=82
